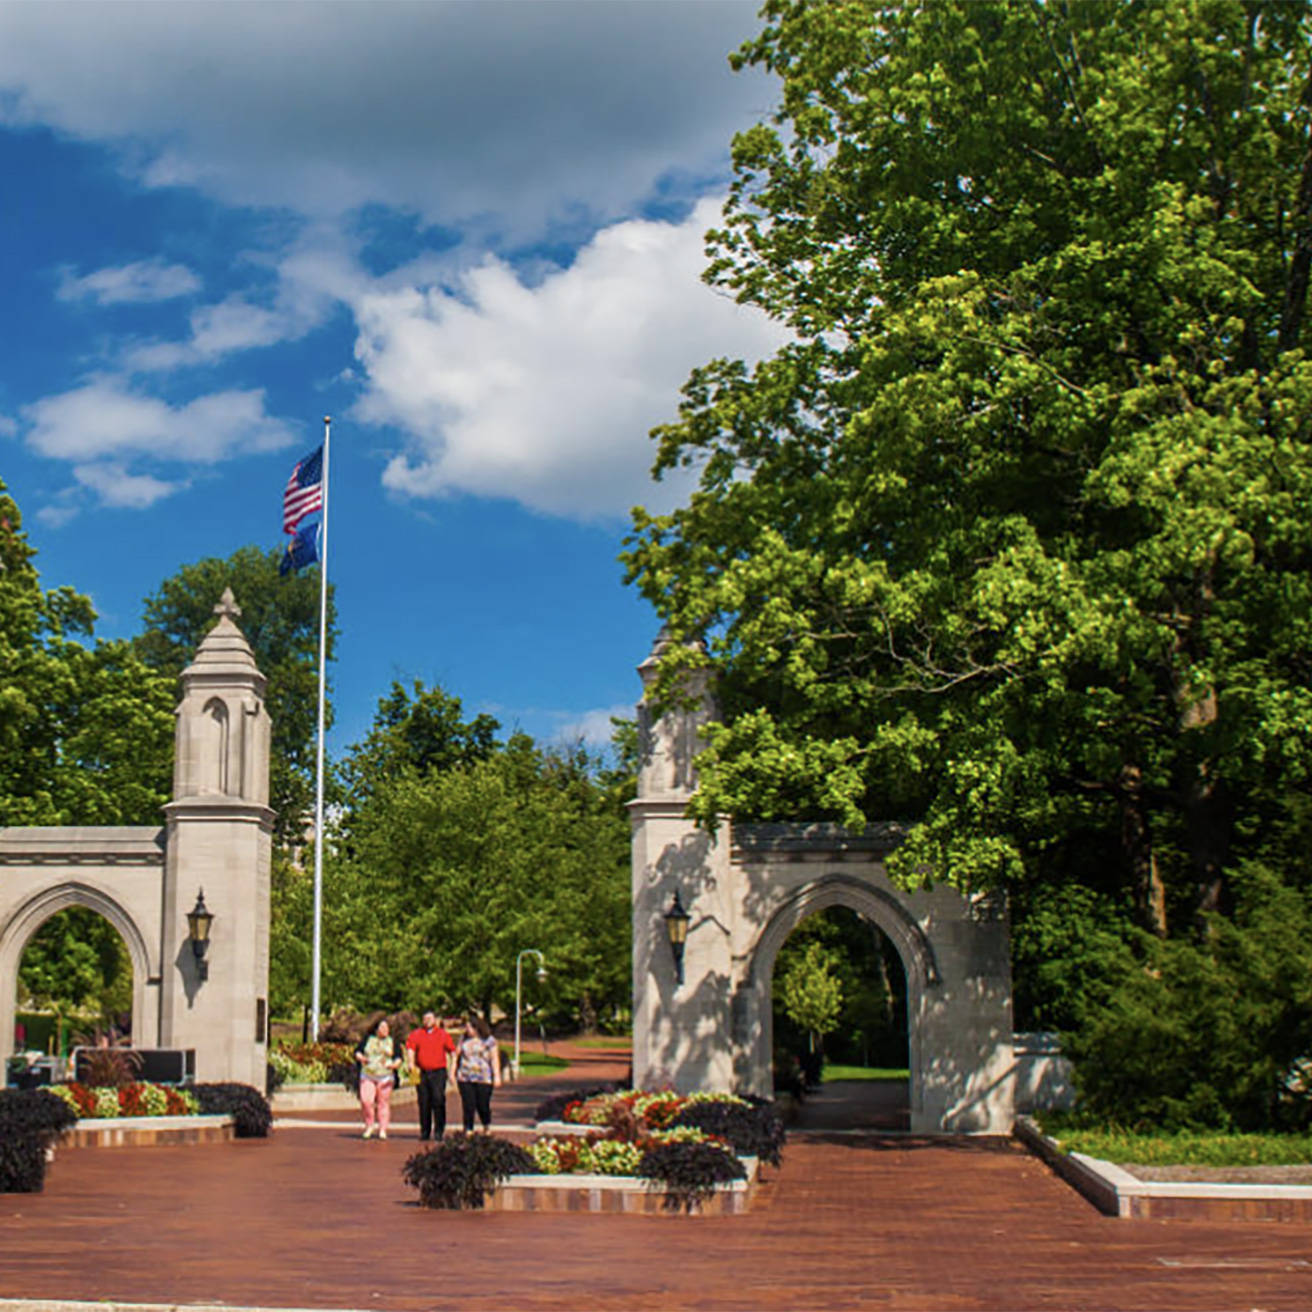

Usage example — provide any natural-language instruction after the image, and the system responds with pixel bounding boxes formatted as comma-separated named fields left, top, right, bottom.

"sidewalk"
left=1, top=1047, right=1309, bottom=1311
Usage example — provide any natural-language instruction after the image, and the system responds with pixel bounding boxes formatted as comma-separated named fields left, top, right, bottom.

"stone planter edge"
left=1014, top=1114, right=1312, bottom=1221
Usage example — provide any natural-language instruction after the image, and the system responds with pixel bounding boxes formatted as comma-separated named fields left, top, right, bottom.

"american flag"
left=282, top=446, right=323, bottom=534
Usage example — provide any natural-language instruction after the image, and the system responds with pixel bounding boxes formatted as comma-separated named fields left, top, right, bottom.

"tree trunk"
left=1186, top=762, right=1233, bottom=926
left=1279, top=76, right=1312, bottom=353
left=578, top=990, right=598, bottom=1035
left=1118, top=763, right=1167, bottom=936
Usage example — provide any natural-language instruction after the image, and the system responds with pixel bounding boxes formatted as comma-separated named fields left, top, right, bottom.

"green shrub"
left=402, top=1133, right=537, bottom=1209
left=1066, top=864, right=1312, bottom=1132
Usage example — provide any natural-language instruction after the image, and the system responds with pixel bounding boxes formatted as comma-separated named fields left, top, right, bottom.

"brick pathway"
left=2, top=1046, right=1310, bottom=1311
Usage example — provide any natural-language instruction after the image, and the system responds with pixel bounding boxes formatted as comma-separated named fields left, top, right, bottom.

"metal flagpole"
left=310, top=415, right=331, bottom=1041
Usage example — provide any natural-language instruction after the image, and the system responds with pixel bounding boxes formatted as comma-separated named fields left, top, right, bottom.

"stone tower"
left=629, top=630, right=736, bottom=1091
left=158, top=589, right=273, bottom=1085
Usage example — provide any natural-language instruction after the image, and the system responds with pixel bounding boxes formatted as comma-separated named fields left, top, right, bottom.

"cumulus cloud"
left=57, top=258, right=201, bottom=305
left=22, top=379, right=296, bottom=468
left=0, top=1, right=767, bottom=235
left=354, top=198, right=789, bottom=518
left=124, top=236, right=355, bottom=371
left=71, top=461, right=179, bottom=509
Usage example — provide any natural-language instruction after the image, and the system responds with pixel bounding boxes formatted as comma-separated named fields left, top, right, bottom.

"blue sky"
left=0, top=1, right=787, bottom=757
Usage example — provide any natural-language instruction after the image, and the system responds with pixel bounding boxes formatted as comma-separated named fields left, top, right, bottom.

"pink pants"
left=359, top=1076, right=392, bottom=1132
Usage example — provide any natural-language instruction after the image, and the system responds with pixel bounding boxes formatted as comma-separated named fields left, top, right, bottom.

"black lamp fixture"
left=663, top=889, right=691, bottom=985
left=186, top=889, right=215, bottom=981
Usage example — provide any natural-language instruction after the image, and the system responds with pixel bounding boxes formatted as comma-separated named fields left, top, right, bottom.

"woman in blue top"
left=453, top=1015, right=501, bottom=1133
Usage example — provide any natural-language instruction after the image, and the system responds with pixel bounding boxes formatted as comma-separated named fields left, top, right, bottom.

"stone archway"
left=741, top=872, right=931, bottom=1127
left=628, top=633, right=1017, bottom=1134
left=0, top=590, right=274, bottom=1086
left=0, top=881, right=159, bottom=1057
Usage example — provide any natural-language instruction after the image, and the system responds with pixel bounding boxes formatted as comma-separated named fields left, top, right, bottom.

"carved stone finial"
left=213, top=587, right=242, bottom=620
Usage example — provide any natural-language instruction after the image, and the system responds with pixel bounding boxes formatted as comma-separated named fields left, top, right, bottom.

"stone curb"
left=1015, top=1115, right=1312, bottom=1220
left=0, top=1303, right=362, bottom=1312
left=60, top=1114, right=234, bottom=1150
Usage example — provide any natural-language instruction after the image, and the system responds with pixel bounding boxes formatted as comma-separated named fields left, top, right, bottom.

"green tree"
left=623, top=0, right=1312, bottom=952
left=337, top=680, right=500, bottom=824
left=0, top=479, right=174, bottom=826
left=322, top=726, right=631, bottom=1027
left=778, top=940, right=844, bottom=1052
left=135, top=545, right=336, bottom=846
left=18, top=908, right=132, bottom=1022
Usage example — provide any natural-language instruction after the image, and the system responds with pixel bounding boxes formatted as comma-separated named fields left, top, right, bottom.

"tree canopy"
left=0, top=479, right=174, bottom=827
left=623, top=0, right=1312, bottom=947
left=307, top=688, right=632, bottom=1029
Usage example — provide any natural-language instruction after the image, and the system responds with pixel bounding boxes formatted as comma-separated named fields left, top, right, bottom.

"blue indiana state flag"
left=279, top=521, right=320, bottom=576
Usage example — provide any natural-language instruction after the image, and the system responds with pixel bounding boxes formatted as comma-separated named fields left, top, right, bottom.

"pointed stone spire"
left=183, top=590, right=261, bottom=681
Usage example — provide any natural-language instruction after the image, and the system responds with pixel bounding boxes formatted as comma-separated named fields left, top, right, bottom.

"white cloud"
left=354, top=198, right=789, bottom=518
left=124, top=237, right=354, bottom=372
left=33, top=500, right=79, bottom=529
left=72, top=461, right=179, bottom=509
left=0, top=1, right=767, bottom=236
left=554, top=703, right=635, bottom=750
left=57, top=258, right=200, bottom=305
left=22, top=379, right=296, bottom=467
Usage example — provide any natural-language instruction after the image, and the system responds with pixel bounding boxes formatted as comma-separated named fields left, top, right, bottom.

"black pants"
left=416, top=1068, right=448, bottom=1140
left=458, top=1080, right=493, bottom=1131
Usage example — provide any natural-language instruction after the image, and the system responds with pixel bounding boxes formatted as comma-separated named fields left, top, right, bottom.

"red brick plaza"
left=2, top=1044, right=1309, bottom=1312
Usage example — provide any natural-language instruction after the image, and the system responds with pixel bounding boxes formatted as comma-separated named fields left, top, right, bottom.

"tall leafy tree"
left=18, top=908, right=132, bottom=1024
left=337, top=680, right=500, bottom=825
left=779, top=940, right=844, bottom=1054
left=323, top=718, right=631, bottom=1027
left=0, top=479, right=173, bottom=826
left=135, top=545, right=336, bottom=845
left=623, top=0, right=1312, bottom=948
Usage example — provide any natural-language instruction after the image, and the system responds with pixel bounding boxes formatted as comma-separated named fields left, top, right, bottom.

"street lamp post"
left=513, top=949, right=546, bottom=1079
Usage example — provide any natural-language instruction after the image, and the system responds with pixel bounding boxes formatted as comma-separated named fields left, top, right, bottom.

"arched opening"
left=771, top=905, right=909, bottom=1131
left=200, top=697, right=230, bottom=795
left=1, top=884, right=156, bottom=1082
left=12, top=907, right=133, bottom=1076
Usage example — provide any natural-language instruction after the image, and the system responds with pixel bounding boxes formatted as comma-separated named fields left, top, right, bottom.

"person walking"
left=354, top=1017, right=402, bottom=1140
left=454, top=1015, right=501, bottom=1133
left=405, top=1010, right=456, bottom=1141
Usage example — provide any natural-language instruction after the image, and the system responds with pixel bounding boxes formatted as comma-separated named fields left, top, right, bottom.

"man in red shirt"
left=405, top=1011, right=456, bottom=1141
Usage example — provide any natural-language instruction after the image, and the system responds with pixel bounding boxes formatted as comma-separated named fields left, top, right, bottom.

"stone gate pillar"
left=629, top=632, right=734, bottom=1092
left=158, top=589, right=273, bottom=1086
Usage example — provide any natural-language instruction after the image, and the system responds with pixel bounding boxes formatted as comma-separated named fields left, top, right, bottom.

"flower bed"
left=403, top=1089, right=784, bottom=1213
left=269, top=1041, right=356, bottom=1086
left=45, top=1080, right=272, bottom=1138
left=49, top=1082, right=197, bottom=1118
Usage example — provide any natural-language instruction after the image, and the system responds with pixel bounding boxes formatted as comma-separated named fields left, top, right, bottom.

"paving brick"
left=1, top=1050, right=1309, bottom=1310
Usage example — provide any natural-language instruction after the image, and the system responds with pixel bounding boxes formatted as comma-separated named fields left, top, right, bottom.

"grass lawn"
left=1035, top=1116, right=1312, bottom=1166
left=570, top=1035, right=632, bottom=1049
left=823, top=1064, right=910, bottom=1081
left=513, top=1053, right=570, bottom=1076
